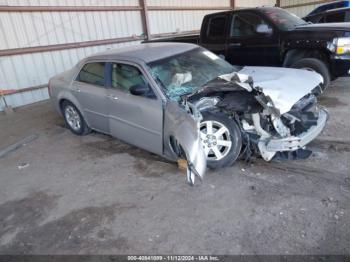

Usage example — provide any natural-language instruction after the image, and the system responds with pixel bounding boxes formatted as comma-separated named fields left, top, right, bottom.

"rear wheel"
left=291, top=58, right=330, bottom=91
left=200, top=112, right=242, bottom=169
left=62, top=101, right=91, bottom=136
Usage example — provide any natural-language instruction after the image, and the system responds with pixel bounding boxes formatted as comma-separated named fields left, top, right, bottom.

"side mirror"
left=130, top=84, right=149, bottom=96
left=130, top=84, right=155, bottom=98
left=218, top=54, right=226, bottom=60
left=256, top=24, right=272, bottom=34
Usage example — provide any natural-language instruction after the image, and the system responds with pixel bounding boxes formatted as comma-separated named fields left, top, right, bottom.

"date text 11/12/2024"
left=127, top=255, right=220, bottom=261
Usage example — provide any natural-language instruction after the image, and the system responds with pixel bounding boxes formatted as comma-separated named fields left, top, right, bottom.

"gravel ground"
left=0, top=78, right=349, bottom=255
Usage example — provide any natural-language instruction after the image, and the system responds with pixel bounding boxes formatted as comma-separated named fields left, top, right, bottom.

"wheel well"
left=59, top=99, right=69, bottom=114
left=169, top=136, right=183, bottom=157
left=283, top=49, right=330, bottom=68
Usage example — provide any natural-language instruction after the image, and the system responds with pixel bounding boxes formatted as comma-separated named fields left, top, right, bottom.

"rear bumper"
left=50, top=97, right=62, bottom=116
left=266, top=108, right=328, bottom=152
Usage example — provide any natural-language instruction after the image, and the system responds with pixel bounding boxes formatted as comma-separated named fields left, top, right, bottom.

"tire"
left=200, top=112, right=242, bottom=169
left=291, top=58, right=330, bottom=91
left=62, top=101, right=91, bottom=136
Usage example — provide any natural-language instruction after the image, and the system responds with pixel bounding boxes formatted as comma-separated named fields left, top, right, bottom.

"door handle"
left=229, top=43, right=242, bottom=47
left=106, top=94, right=118, bottom=100
left=75, top=88, right=81, bottom=92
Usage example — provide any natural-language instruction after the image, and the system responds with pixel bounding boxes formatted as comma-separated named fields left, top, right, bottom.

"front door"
left=107, top=62, right=163, bottom=155
left=72, top=62, right=109, bottom=133
left=226, top=12, right=280, bottom=66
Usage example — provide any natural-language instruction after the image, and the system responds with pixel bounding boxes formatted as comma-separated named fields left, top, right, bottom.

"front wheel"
left=291, top=58, right=330, bottom=92
left=200, top=112, right=242, bottom=169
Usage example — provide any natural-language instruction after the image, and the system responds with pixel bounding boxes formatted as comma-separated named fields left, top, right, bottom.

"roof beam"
left=0, top=5, right=231, bottom=12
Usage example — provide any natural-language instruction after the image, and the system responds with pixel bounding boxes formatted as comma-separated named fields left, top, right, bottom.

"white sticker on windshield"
left=202, top=51, right=219, bottom=60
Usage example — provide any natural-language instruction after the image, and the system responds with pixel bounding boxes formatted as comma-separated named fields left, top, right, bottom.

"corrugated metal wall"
left=0, top=0, right=143, bottom=110
left=236, top=0, right=276, bottom=8
left=0, top=41, right=141, bottom=109
left=0, top=0, right=328, bottom=111
left=0, top=0, right=231, bottom=111
left=147, top=0, right=230, bottom=35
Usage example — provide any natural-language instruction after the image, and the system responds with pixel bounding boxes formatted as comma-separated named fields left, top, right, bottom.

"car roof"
left=223, top=6, right=281, bottom=13
left=85, top=42, right=199, bottom=63
left=204, top=6, right=284, bottom=17
left=305, top=6, right=350, bottom=18
left=324, top=6, right=350, bottom=13
left=307, top=0, right=350, bottom=16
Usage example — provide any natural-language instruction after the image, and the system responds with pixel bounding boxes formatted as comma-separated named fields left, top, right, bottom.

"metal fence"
left=0, top=0, right=232, bottom=110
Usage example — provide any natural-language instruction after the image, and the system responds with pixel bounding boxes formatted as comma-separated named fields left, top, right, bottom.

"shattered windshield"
left=147, top=48, right=237, bottom=101
left=261, top=8, right=308, bottom=30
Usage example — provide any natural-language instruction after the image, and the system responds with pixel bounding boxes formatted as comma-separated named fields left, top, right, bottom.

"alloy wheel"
left=64, top=105, right=81, bottom=131
left=200, top=120, right=232, bottom=161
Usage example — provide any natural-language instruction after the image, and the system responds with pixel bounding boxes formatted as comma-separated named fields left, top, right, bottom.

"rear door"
left=226, top=12, right=280, bottom=66
left=71, top=62, right=109, bottom=133
left=106, top=62, right=163, bottom=155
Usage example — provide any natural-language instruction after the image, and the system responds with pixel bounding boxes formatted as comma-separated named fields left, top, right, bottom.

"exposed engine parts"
left=183, top=71, right=328, bottom=164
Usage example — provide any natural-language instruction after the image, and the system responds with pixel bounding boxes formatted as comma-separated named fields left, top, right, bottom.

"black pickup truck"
left=146, top=7, right=350, bottom=89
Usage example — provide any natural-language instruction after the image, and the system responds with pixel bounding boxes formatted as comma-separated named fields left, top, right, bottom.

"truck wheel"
left=200, top=112, right=242, bottom=169
left=62, top=101, right=91, bottom=136
left=291, top=58, right=330, bottom=91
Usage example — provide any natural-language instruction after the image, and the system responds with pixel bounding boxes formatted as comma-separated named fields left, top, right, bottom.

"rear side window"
left=77, top=62, right=105, bottom=86
left=207, top=16, right=226, bottom=38
left=325, top=12, right=346, bottom=22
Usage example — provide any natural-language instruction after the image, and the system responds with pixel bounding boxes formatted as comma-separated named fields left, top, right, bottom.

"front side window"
left=326, top=12, right=346, bottom=22
left=111, top=63, right=155, bottom=98
left=208, top=16, right=226, bottom=38
left=148, top=48, right=237, bottom=101
left=111, top=63, right=147, bottom=92
left=231, top=13, right=271, bottom=37
left=77, top=62, right=105, bottom=86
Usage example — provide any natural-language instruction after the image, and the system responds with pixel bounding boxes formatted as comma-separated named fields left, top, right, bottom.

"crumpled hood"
left=238, top=66, right=323, bottom=114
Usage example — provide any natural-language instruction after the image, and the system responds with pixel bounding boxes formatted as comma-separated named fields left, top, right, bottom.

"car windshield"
left=147, top=48, right=237, bottom=101
left=261, top=8, right=309, bottom=30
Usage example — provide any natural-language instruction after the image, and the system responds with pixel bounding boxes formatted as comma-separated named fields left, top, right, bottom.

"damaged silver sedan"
left=49, top=43, right=328, bottom=185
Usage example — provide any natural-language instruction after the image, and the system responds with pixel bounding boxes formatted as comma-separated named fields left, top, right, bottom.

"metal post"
left=139, top=0, right=151, bottom=40
left=0, top=90, right=8, bottom=107
left=230, top=0, right=235, bottom=9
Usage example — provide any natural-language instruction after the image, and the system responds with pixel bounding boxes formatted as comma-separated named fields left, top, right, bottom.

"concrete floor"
left=0, top=78, right=349, bottom=255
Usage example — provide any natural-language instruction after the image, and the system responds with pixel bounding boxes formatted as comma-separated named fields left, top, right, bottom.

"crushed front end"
left=245, top=93, right=329, bottom=161
left=185, top=69, right=329, bottom=163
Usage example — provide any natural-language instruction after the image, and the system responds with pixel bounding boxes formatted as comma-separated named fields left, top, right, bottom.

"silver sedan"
left=49, top=43, right=328, bottom=185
